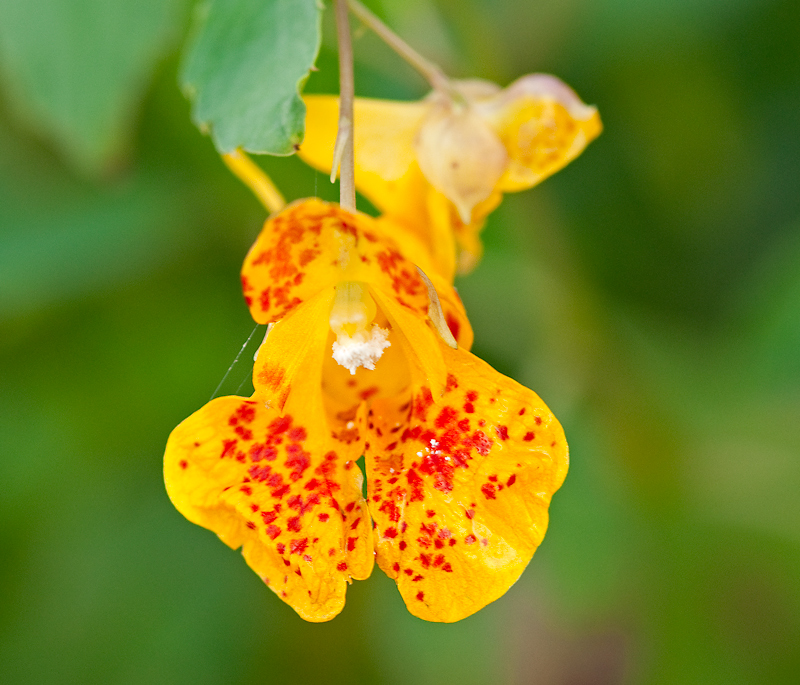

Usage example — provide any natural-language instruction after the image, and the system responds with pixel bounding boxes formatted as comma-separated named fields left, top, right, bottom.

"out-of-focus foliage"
left=0, top=0, right=188, bottom=173
left=182, top=0, right=322, bottom=155
left=1, top=0, right=799, bottom=684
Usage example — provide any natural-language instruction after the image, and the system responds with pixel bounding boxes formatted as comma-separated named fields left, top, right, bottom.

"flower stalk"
left=334, top=0, right=356, bottom=211
left=347, top=0, right=459, bottom=101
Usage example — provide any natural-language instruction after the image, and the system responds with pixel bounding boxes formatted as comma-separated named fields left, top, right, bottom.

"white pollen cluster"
left=331, top=324, right=391, bottom=375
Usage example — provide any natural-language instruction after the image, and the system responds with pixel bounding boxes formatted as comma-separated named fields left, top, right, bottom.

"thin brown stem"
left=347, top=0, right=455, bottom=97
left=334, top=0, right=356, bottom=211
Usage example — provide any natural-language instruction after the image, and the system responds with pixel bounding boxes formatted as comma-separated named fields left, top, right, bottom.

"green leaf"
left=181, top=0, right=322, bottom=155
left=0, top=0, right=187, bottom=174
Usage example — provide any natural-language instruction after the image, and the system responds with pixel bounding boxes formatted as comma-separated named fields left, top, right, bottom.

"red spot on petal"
left=495, top=425, right=509, bottom=440
left=179, top=460, right=188, bottom=469
left=416, top=591, right=424, bottom=601
left=258, top=364, right=285, bottom=391
left=399, top=541, right=407, bottom=551
left=507, top=474, right=517, bottom=487
left=435, top=406, right=458, bottom=429
left=481, top=483, right=497, bottom=499
left=523, top=432, right=535, bottom=441
left=266, top=525, right=281, bottom=539
left=246, top=521, right=256, bottom=530
left=290, top=538, right=308, bottom=555
left=465, top=535, right=477, bottom=545
left=337, top=561, right=348, bottom=571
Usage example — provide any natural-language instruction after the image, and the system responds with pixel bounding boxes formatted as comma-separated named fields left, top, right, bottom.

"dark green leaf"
left=181, top=0, right=322, bottom=155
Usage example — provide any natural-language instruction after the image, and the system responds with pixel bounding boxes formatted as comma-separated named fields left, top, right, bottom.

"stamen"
left=416, top=267, right=458, bottom=348
left=332, top=325, right=390, bottom=375
left=329, top=282, right=391, bottom=374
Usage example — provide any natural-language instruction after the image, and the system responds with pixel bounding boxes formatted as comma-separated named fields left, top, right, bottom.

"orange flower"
left=164, top=199, right=568, bottom=622
left=299, top=74, right=601, bottom=278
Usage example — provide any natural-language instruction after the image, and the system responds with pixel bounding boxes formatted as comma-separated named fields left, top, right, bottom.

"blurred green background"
left=2, top=0, right=799, bottom=683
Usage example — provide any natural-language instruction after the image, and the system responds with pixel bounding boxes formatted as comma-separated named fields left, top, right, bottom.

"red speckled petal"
left=164, top=390, right=373, bottom=622
left=365, top=344, right=568, bottom=622
left=241, top=198, right=432, bottom=325
left=164, top=390, right=373, bottom=621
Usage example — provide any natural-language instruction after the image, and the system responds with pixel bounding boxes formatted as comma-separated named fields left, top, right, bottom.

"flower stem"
left=221, top=149, right=285, bottom=214
left=347, top=0, right=454, bottom=96
left=334, top=0, right=356, bottom=212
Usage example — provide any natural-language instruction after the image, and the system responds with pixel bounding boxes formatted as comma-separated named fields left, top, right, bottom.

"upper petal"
left=164, top=390, right=373, bottom=622
left=242, top=199, right=432, bottom=325
left=364, top=344, right=568, bottom=622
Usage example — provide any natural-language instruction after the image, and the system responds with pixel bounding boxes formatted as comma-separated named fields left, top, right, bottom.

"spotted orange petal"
left=242, top=198, right=432, bottom=325
left=364, top=344, right=568, bottom=622
left=164, top=386, right=373, bottom=622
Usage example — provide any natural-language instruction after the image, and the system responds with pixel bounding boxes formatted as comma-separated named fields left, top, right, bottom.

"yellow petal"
left=164, top=390, right=374, bottom=622
left=370, top=285, right=448, bottom=400
left=475, top=74, right=602, bottom=192
left=301, top=95, right=430, bottom=219
left=252, top=288, right=335, bottom=412
left=425, top=186, right=502, bottom=276
left=364, top=344, right=568, bottom=622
